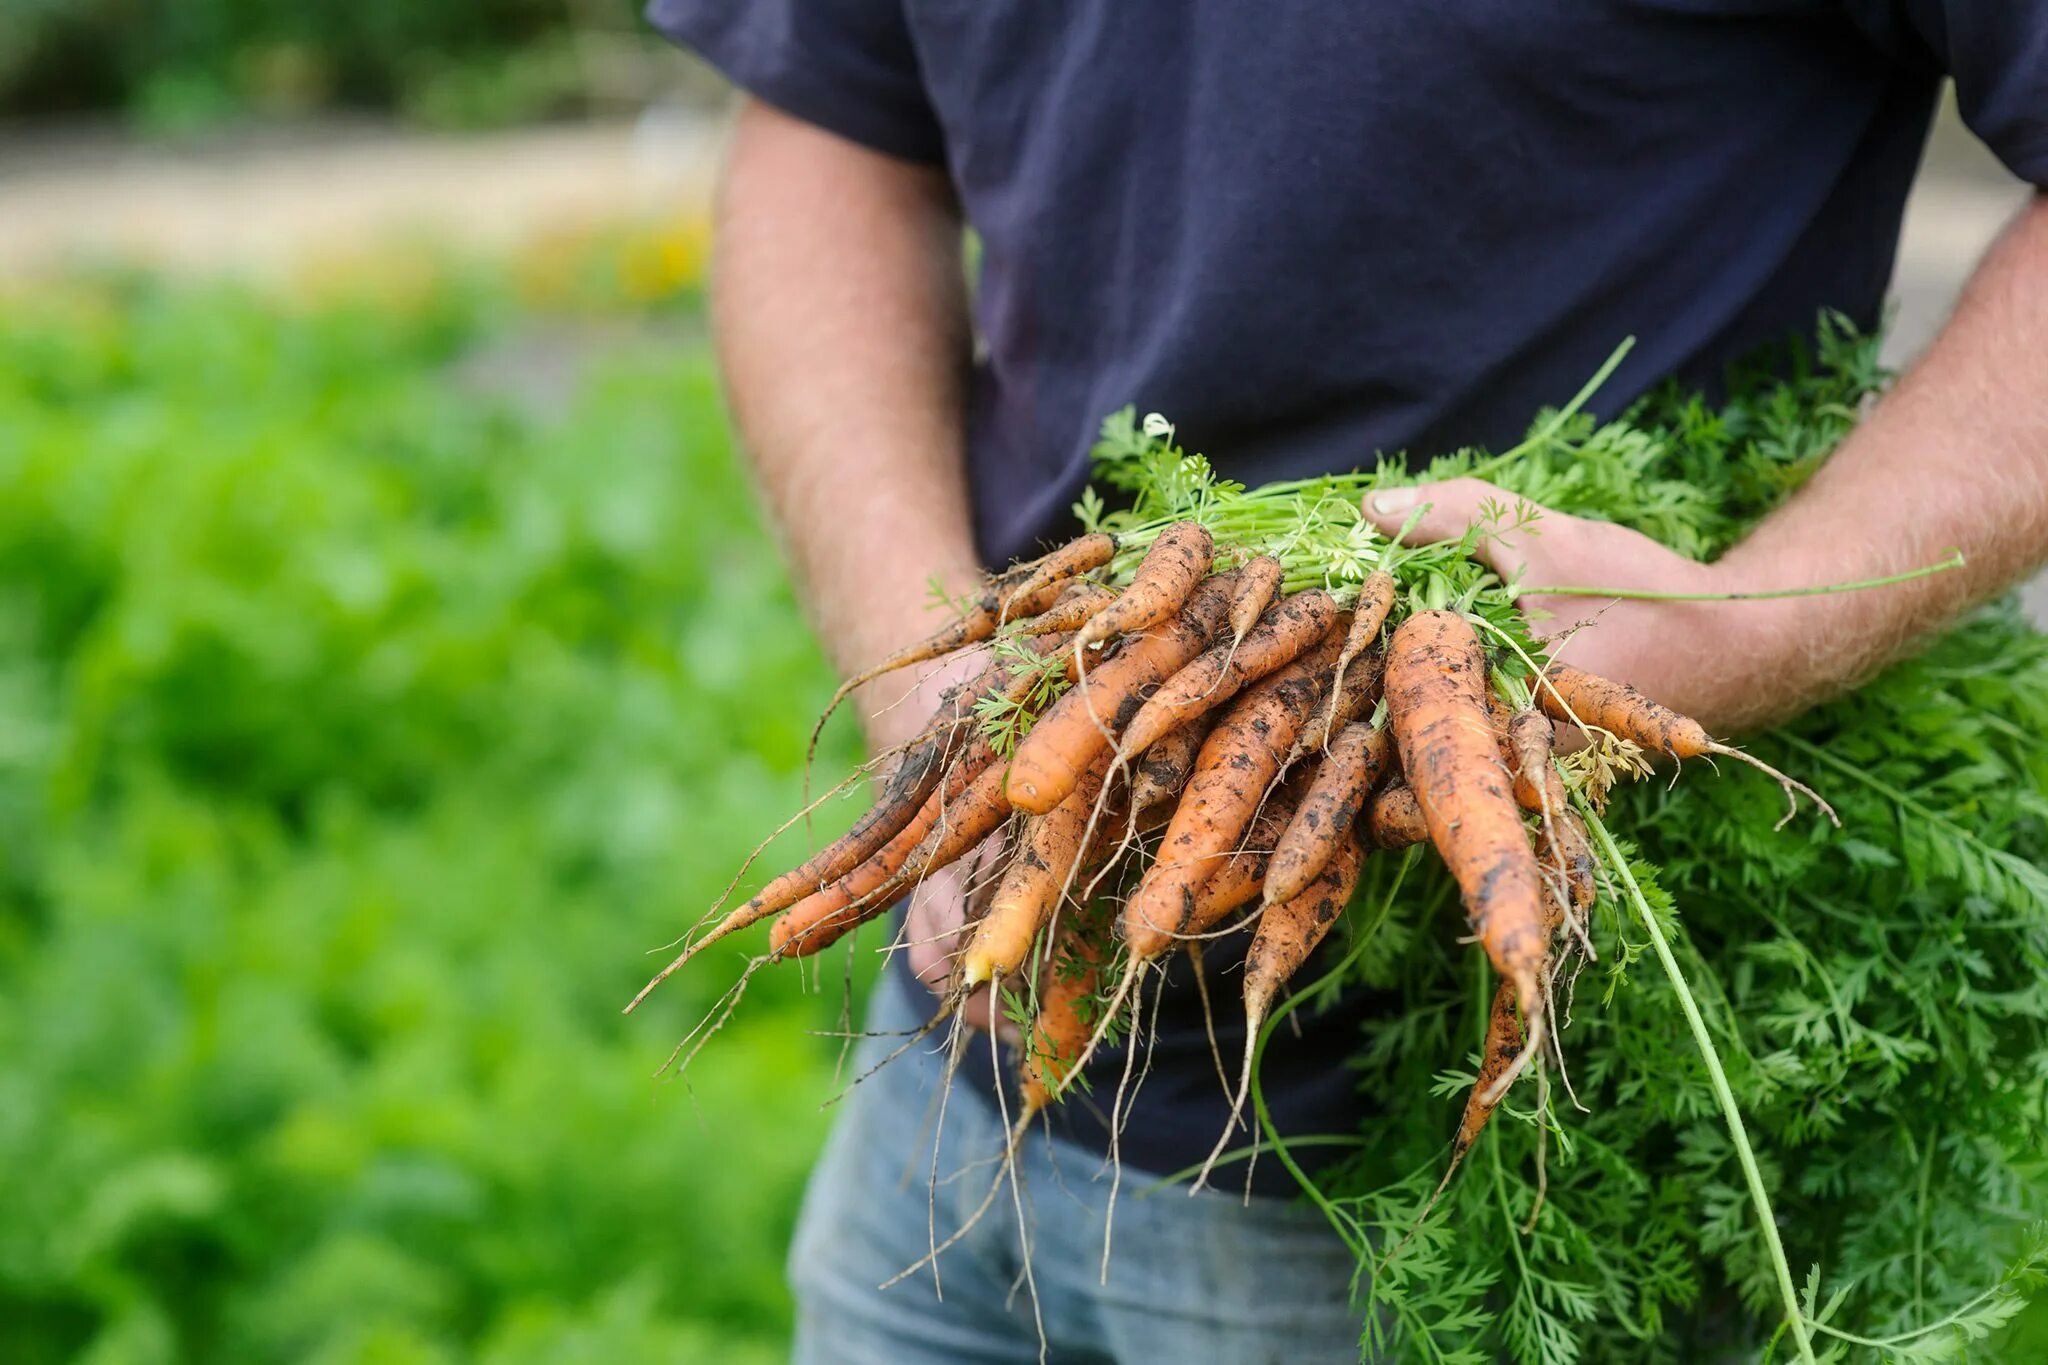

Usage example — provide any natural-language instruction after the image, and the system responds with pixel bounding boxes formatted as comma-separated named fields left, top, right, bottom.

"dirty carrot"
left=1263, top=723, right=1392, bottom=908
left=1115, top=588, right=1336, bottom=758
left=1197, top=830, right=1366, bottom=1190
left=1537, top=661, right=1836, bottom=827
left=1122, top=639, right=1338, bottom=959
left=1005, top=572, right=1234, bottom=814
left=1367, top=783, right=1429, bottom=849
left=1386, top=609, right=1549, bottom=1051
left=963, top=753, right=1112, bottom=986
left=1075, top=520, right=1214, bottom=653
left=1228, top=554, right=1286, bottom=642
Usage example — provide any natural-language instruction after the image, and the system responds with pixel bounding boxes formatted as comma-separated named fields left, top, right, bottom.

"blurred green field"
left=0, top=268, right=863, bottom=1362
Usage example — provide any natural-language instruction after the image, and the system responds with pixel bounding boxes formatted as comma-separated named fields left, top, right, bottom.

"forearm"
left=713, top=100, right=978, bottom=715
left=1694, top=196, right=2048, bottom=731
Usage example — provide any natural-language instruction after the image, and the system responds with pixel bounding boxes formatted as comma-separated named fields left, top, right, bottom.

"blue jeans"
left=789, top=972, right=1370, bottom=1364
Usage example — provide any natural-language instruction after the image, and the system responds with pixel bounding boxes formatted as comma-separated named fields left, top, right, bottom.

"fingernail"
left=1370, top=488, right=1419, bottom=517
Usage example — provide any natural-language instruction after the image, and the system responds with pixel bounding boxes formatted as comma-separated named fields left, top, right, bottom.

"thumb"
left=1362, top=477, right=1519, bottom=547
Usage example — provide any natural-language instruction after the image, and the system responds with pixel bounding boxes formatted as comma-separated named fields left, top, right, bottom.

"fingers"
left=1362, top=478, right=1544, bottom=580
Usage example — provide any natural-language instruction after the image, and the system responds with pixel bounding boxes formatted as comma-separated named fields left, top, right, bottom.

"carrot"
left=1245, top=830, right=1365, bottom=1024
left=1539, top=804, right=1598, bottom=917
left=1537, top=660, right=1835, bottom=826
left=1367, top=783, right=1428, bottom=849
left=1115, top=589, right=1336, bottom=759
left=1005, top=572, right=1235, bottom=814
left=1019, top=925, right=1106, bottom=1119
left=1176, top=785, right=1304, bottom=937
left=1323, top=569, right=1396, bottom=732
left=1010, top=581, right=1118, bottom=638
left=962, top=752, right=1112, bottom=985
left=997, top=532, right=1118, bottom=617
left=768, top=739, right=1004, bottom=959
left=1128, top=717, right=1214, bottom=816
left=1074, top=521, right=1214, bottom=653
left=1507, top=708, right=1566, bottom=815
left=1284, top=643, right=1381, bottom=769
left=1195, top=830, right=1365, bottom=1189
left=1263, top=723, right=1392, bottom=908
left=1228, top=554, right=1285, bottom=642
left=1122, top=640, right=1338, bottom=959
left=1537, top=662, right=1708, bottom=756
left=1386, top=610, right=1549, bottom=1047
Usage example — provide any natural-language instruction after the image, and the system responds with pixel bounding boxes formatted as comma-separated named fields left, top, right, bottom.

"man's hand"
left=1361, top=196, right=2048, bottom=737
left=1363, top=480, right=1753, bottom=733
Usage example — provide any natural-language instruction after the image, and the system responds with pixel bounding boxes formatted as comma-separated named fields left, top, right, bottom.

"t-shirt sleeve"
left=645, top=0, right=944, bottom=164
left=1849, top=0, right=2048, bottom=186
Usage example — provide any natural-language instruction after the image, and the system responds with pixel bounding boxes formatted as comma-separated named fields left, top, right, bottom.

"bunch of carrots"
left=627, top=481, right=1832, bottom=1215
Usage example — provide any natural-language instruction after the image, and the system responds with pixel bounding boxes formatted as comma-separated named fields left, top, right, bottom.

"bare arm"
left=1702, top=196, right=2048, bottom=727
left=1368, top=195, right=2048, bottom=735
left=713, top=98, right=977, bottom=749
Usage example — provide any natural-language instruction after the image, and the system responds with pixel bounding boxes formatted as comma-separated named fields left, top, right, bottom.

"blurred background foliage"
left=0, top=0, right=689, bottom=132
left=0, top=246, right=867, bottom=1361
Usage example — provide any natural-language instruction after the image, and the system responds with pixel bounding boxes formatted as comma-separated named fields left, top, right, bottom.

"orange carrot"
left=1324, top=569, right=1396, bottom=729
left=1005, top=573, right=1235, bottom=814
left=1244, top=830, right=1365, bottom=1026
left=1128, top=717, right=1214, bottom=816
left=997, top=532, right=1118, bottom=618
left=805, top=573, right=1072, bottom=776
left=1386, top=610, right=1548, bottom=1040
left=1537, top=661, right=1708, bottom=758
left=1507, top=709, right=1565, bottom=814
left=1010, top=581, right=1117, bottom=638
left=1228, top=554, right=1285, bottom=642
left=1122, top=641, right=1337, bottom=959
left=1539, top=804, right=1598, bottom=917
left=769, top=740, right=1005, bottom=959
left=1176, top=785, right=1304, bottom=937
left=1367, top=783, right=1428, bottom=849
left=1197, top=829, right=1366, bottom=1188
left=1442, top=979, right=1524, bottom=1180
left=1263, top=723, right=1392, bottom=908
left=1538, top=661, right=1836, bottom=826
left=1019, top=925, right=1106, bottom=1118
left=963, top=752, right=1112, bottom=985
left=1074, top=521, right=1214, bottom=652
left=1285, top=642, right=1381, bottom=768
left=1115, top=589, right=1336, bottom=759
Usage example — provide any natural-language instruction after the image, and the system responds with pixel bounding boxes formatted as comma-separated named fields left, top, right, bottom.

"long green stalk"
left=1582, top=808, right=1817, bottom=1365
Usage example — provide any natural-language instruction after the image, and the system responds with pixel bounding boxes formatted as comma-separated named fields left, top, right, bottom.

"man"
left=650, top=3, right=2047, bottom=1359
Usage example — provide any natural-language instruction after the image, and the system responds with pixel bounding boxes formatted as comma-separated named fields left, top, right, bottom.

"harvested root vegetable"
left=964, top=752, right=1112, bottom=986
left=1116, top=588, right=1336, bottom=759
left=1228, top=554, right=1286, bottom=642
left=1198, top=829, right=1367, bottom=1189
left=1122, top=638, right=1339, bottom=959
left=1386, top=610, right=1549, bottom=1057
left=1075, top=520, right=1213, bottom=653
left=1263, top=722, right=1392, bottom=908
left=1129, top=718, right=1214, bottom=816
left=1367, top=783, right=1429, bottom=849
left=1005, top=572, right=1234, bottom=814
left=771, top=746, right=1008, bottom=959
left=1019, top=925, right=1107, bottom=1119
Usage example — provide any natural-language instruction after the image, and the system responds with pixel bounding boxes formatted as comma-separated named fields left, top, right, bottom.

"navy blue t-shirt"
left=651, top=0, right=2048, bottom=1187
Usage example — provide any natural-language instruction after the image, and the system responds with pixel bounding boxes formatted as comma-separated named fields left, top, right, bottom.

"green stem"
left=1805, top=1284, right=2011, bottom=1350
left=1582, top=808, right=1817, bottom=1365
left=1523, top=551, right=1963, bottom=602
left=1466, top=337, right=1635, bottom=482
left=1780, top=733, right=2048, bottom=913
left=1135, top=1136, right=1368, bottom=1195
